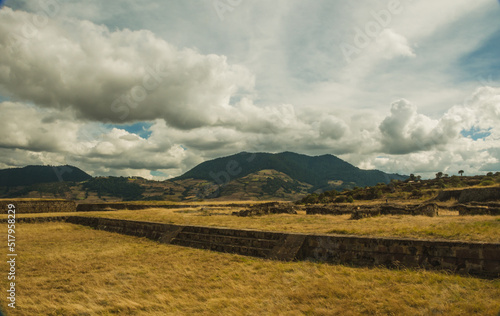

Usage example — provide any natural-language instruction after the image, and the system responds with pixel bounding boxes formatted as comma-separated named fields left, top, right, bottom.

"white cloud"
left=0, top=8, right=254, bottom=129
left=373, top=29, right=415, bottom=60
left=1, top=1, right=500, bottom=181
left=1, top=86, right=499, bottom=179
left=0, top=102, right=80, bottom=152
left=361, top=87, right=500, bottom=177
left=379, top=99, right=448, bottom=154
left=319, top=115, right=348, bottom=140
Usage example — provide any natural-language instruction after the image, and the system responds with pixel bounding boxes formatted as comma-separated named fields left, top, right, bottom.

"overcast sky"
left=0, top=0, right=499, bottom=179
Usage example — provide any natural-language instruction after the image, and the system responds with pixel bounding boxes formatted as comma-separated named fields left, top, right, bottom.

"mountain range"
left=175, top=152, right=406, bottom=191
left=0, top=165, right=92, bottom=187
left=0, top=152, right=407, bottom=201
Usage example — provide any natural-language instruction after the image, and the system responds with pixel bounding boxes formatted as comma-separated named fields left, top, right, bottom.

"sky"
left=0, top=0, right=499, bottom=180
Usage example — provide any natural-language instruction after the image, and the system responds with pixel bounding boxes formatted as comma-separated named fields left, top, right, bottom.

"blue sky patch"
left=459, top=28, right=500, bottom=82
left=105, top=122, right=153, bottom=139
left=461, top=126, right=492, bottom=140
left=150, top=170, right=167, bottom=177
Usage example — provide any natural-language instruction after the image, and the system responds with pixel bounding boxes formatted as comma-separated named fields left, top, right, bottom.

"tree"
left=409, top=174, right=416, bottom=181
left=435, top=172, right=443, bottom=179
left=458, top=170, right=464, bottom=176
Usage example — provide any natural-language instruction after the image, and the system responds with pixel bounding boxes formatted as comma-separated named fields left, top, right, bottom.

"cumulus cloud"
left=219, top=99, right=311, bottom=135
left=365, top=87, right=500, bottom=177
left=319, top=115, right=348, bottom=140
left=1, top=3, right=499, bottom=180
left=373, top=29, right=416, bottom=60
left=0, top=8, right=254, bottom=129
left=0, top=102, right=80, bottom=152
left=0, top=102, right=195, bottom=178
left=379, top=99, right=465, bottom=154
left=1, top=86, right=499, bottom=179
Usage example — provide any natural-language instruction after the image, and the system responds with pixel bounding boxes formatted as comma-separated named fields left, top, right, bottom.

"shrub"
left=334, top=196, right=347, bottom=203
left=480, top=180, right=495, bottom=186
left=411, top=189, right=422, bottom=197
left=436, top=179, right=445, bottom=188
left=301, top=193, right=319, bottom=205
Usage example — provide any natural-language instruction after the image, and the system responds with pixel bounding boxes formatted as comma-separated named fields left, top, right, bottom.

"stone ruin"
left=0, top=200, right=76, bottom=213
left=305, top=205, right=352, bottom=216
left=435, top=187, right=500, bottom=203
left=5, top=215, right=498, bottom=278
left=452, top=202, right=500, bottom=216
left=232, top=202, right=298, bottom=217
left=350, top=203, right=438, bottom=220
left=434, top=186, right=500, bottom=215
left=306, top=203, right=439, bottom=220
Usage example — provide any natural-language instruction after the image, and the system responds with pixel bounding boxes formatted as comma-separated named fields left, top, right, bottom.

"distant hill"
left=0, top=153, right=407, bottom=201
left=174, top=152, right=407, bottom=191
left=0, top=165, right=92, bottom=187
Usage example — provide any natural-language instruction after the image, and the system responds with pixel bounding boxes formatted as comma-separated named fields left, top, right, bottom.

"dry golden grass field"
left=1, top=222, right=499, bottom=315
left=10, top=206, right=500, bottom=242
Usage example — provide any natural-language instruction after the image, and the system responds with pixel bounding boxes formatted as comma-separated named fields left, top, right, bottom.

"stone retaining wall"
left=9, top=216, right=500, bottom=278
left=436, top=187, right=500, bottom=203
left=75, top=203, right=198, bottom=212
left=232, top=202, right=298, bottom=216
left=0, top=216, right=69, bottom=223
left=0, top=200, right=76, bottom=213
left=306, top=203, right=438, bottom=218
left=0, top=201, right=268, bottom=213
left=299, top=235, right=499, bottom=277
left=75, top=203, right=256, bottom=212
left=453, top=204, right=500, bottom=216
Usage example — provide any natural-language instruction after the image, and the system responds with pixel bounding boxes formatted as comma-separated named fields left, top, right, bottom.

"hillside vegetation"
left=297, top=173, right=500, bottom=205
left=175, top=152, right=407, bottom=191
left=0, top=152, right=408, bottom=201
left=0, top=165, right=91, bottom=187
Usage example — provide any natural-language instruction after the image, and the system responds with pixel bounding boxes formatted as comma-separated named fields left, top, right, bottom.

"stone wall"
left=298, top=235, right=499, bottom=277
left=435, top=187, right=500, bottom=203
left=8, top=216, right=499, bottom=278
left=75, top=203, right=257, bottom=212
left=0, top=200, right=76, bottom=213
left=306, top=205, right=352, bottom=215
left=75, top=203, right=198, bottom=212
left=232, top=202, right=298, bottom=216
left=54, top=216, right=500, bottom=278
left=453, top=203, right=500, bottom=216
left=434, top=190, right=462, bottom=202
left=306, top=203, right=438, bottom=219
left=0, top=201, right=269, bottom=214
left=0, top=216, right=70, bottom=223
left=458, top=187, right=500, bottom=203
